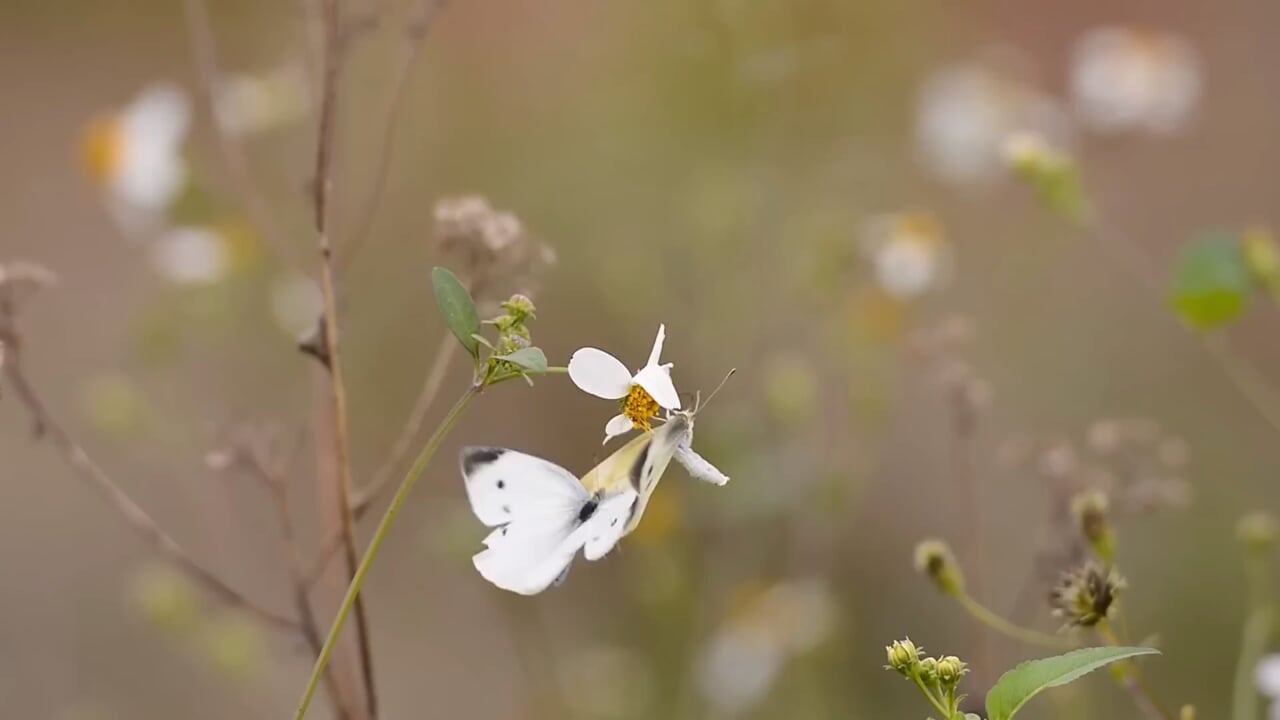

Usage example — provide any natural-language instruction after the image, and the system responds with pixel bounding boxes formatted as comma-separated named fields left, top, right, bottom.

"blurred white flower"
left=860, top=212, right=948, bottom=299
left=269, top=273, right=324, bottom=338
left=568, top=324, right=681, bottom=443
left=82, top=84, right=191, bottom=227
left=1071, top=27, right=1201, bottom=135
left=215, top=63, right=309, bottom=136
left=698, top=579, right=836, bottom=715
left=916, top=56, right=1069, bottom=185
left=149, top=227, right=231, bottom=286
left=1257, top=655, right=1280, bottom=720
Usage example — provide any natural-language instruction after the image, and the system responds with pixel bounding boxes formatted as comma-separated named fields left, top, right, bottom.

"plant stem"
left=911, top=673, right=954, bottom=719
left=1232, top=551, right=1275, bottom=720
left=293, top=385, right=479, bottom=720
left=953, top=590, right=1076, bottom=650
left=1097, top=620, right=1171, bottom=720
left=310, top=0, right=378, bottom=714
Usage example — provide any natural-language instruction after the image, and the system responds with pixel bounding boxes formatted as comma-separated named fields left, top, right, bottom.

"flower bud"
left=914, top=539, right=964, bottom=596
left=1071, top=490, right=1115, bottom=563
left=885, top=638, right=922, bottom=676
left=501, top=293, right=536, bottom=322
left=936, top=655, right=969, bottom=689
left=917, top=656, right=939, bottom=686
left=1237, top=512, right=1277, bottom=554
left=1179, top=705, right=1196, bottom=720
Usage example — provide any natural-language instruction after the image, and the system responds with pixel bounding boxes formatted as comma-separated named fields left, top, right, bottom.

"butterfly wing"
left=581, top=489, right=638, bottom=561
left=461, top=447, right=587, bottom=526
left=461, top=447, right=592, bottom=595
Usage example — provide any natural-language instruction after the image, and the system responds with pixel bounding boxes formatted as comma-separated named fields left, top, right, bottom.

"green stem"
left=911, top=673, right=954, bottom=720
left=1097, top=620, right=1171, bottom=720
left=953, top=590, right=1076, bottom=650
left=1232, top=553, right=1275, bottom=720
left=293, top=385, right=479, bottom=720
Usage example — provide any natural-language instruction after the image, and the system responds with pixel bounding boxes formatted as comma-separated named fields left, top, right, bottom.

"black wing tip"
left=461, top=447, right=507, bottom=476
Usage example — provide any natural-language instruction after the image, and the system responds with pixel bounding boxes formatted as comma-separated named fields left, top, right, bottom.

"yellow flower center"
left=82, top=114, right=123, bottom=186
left=621, top=384, right=661, bottom=431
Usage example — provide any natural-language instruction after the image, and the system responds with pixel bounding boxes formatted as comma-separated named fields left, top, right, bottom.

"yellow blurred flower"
left=81, top=84, right=191, bottom=227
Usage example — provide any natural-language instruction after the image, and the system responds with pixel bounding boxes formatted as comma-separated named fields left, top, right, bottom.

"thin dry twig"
left=310, top=0, right=379, bottom=716
left=337, top=0, right=451, bottom=270
left=180, top=0, right=301, bottom=270
left=303, top=332, right=458, bottom=585
left=236, top=448, right=356, bottom=720
left=0, top=291, right=299, bottom=634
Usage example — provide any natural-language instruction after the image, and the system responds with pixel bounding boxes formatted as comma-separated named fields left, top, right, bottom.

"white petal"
left=568, top=348, right=631, bottom=399
left=603, top=414, right=635, bottom=444
left=634, top=365, right=681, bottom=410
left=646, top=324, right=667, bottom=367
left=1257, top=655, right=1280, bottom=697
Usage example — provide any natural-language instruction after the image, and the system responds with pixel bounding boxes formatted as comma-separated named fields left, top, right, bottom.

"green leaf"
left=1170, top=233, right=1251, bottom=331
left=986, top=646, right=1159, bottom=720
left=431, top=267, right=480, bottom=356
left=498, top=347, right=548, bottom=374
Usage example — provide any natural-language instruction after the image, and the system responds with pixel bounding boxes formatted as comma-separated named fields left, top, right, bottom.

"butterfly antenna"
left=695, top=368, right=736, bottom=415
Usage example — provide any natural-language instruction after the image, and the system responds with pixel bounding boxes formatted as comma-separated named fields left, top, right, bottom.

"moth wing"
left=460, top=447, right=587, bottom=527
left=582, top=489, right=639, bottom=561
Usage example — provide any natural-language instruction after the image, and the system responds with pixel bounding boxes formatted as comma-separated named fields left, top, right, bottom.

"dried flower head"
left=1050, top=562, right=1124, bottom=627
left=433, top=195, right=555, bottom=311
left=914, top=539, right=964, bottom=596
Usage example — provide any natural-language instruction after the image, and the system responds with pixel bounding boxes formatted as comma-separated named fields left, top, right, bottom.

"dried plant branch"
left=337, top=0, right=451, bottom=271
left=355, top=333, right=458, bottom=513
left=235, top=451, right=356, bottom=720
left=302, top=332, right=458, bottom=586
left=310, top=0, right=379, bottom=716
left=0, top=293, right=299, bottom=634
left=180, top=0, right=301, bottom=270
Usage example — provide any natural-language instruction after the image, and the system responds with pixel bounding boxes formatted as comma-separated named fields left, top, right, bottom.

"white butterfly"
left=460, top=380, right=731, bottom=595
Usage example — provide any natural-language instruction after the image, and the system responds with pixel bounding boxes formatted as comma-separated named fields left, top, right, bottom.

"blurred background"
left=2, top=0, right=1279, bottom=718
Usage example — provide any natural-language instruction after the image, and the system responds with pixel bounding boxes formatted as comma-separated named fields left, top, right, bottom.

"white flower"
left=697, top=579, right=835, bottom=715
left=269, top=273, right=324, bottom=339
left=149, top=227, right=231, bottom=286
left=1257, top=655, right=1280, bottom=720
left=568, top=324, right=681, bottom=442
left=215, top=63, right=309, bottom=136
left=82, top=84, right=191, bottom=228
left=1071, top=28, right=1201, bottom=136
left=916, top=55, right=1069, bottom=185
left=860, top=212, right=948, bottom=299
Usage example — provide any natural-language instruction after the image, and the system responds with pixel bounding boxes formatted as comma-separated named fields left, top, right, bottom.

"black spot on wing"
left=461, top=447, right=506, bottom=476
left=628, top=443, right=651, bottom=491
left=577, top=498, right=599, bottom=523
left=496, top=479, right=505, bottom=489
left=553, top=563, right=572, bottom=587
